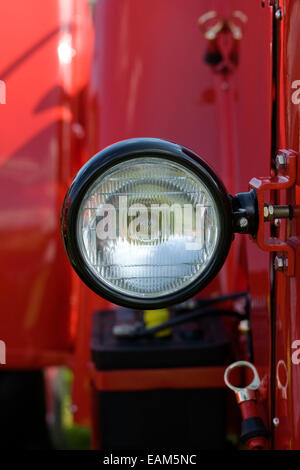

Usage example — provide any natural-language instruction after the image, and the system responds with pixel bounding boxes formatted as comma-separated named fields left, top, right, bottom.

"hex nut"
left=274, top=256, right=286, bottom=272
left=264, top=204, right=274, bottom=221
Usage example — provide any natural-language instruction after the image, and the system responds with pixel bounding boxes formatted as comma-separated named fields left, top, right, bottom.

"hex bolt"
left=239, top=217, right=248, bottom=229
left=275, top=153, right=287, bottom=171
left=264, top=204, right=291, bottom=221
left=274, top=256, right=286, bottom=272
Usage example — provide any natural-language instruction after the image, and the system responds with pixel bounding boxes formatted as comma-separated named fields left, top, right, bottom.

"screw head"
left=274, top=256, right=286, bottom=272
left=221, top=81, right=229, bottom=91
left=238, top=319, right=250, bottom=333
left=274, top=218, right=281, bottom=228
left=239, top=217, right=248, bottom=229
left=275, top=153, right=287, bottom=171
left=273, top=417, right=280, bottom=427
left=70, top=404, right=78, bottom=414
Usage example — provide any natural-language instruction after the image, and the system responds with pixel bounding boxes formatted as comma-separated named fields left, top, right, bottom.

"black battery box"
left=91, top=308, right=231, bottom=449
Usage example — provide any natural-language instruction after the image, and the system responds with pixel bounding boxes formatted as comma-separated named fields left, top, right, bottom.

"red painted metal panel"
left=0, top=0, right=94, bottom=367
left=0, top=0, right=276, bottom=436
left=274, top=0, right=300, bottom=450
left=88, top=0, right=273, bottom=396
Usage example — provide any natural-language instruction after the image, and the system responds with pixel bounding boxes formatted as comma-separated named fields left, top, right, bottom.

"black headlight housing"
left=61, top=138, right=238, bottom=309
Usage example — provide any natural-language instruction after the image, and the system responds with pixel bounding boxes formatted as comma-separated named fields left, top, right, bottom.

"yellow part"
left=144, top=309, right=171, bottom=337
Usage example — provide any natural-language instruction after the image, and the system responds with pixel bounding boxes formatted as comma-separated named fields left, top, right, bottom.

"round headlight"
left=62, top=138, right=233, bottom=309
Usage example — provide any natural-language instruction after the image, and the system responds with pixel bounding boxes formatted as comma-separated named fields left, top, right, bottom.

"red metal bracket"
left=249, top=149, right=299, bottom=276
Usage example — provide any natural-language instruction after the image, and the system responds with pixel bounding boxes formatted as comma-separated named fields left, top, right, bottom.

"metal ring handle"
left=224, top=360, right=260, bottom=393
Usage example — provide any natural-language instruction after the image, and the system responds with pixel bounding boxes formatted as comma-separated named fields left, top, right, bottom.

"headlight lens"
left=77, top=157, right=220, bottom=299
left=62, top=138, right=233, bottom=308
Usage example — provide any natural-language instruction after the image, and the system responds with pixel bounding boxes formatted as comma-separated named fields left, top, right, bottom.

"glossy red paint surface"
left=0, top=0, right=97, bottom=368
left=88, top=0, right=272, bottom=391
left=0, top=0, right=279, bottom=442
left=273, top=0, right=300, bottom=450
